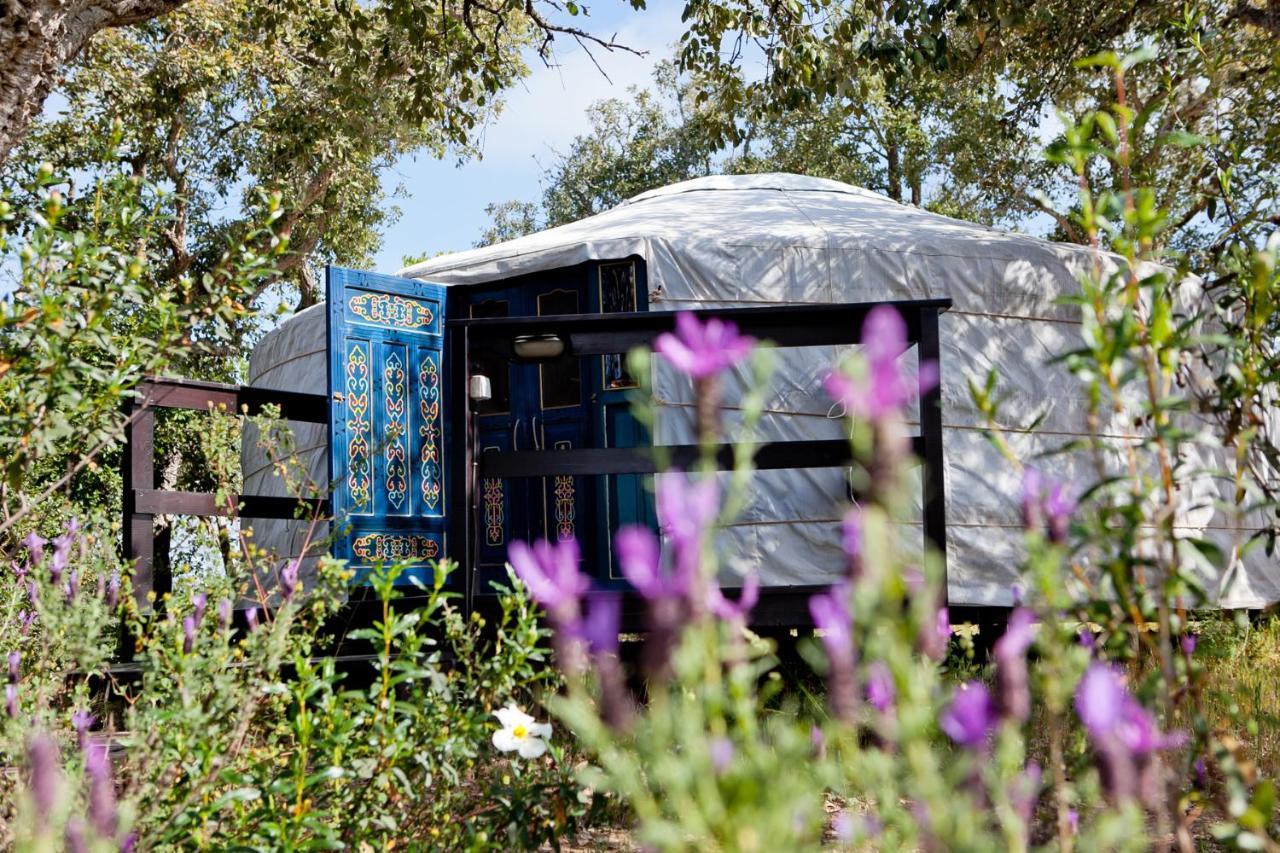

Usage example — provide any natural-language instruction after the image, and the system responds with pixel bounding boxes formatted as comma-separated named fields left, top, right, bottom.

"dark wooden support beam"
left=138, top=378, right=327, bottom=422
left=457, top=299, right=953, bottom=358
left=479, top=437, right=926, bottom=479
left=132, top=489, right=328, bottom=519
left=917, top=307, right=949, bottom=605
left=121, top=404, right=158, bottom=609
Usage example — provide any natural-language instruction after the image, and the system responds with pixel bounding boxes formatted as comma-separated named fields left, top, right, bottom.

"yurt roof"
left=398, top=172, right=1094, bottom=288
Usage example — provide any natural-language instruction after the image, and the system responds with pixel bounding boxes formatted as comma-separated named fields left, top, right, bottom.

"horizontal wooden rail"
left=133, top=489, right=328, bottom=519
left=453, top=299, right=953, bottom=358
left=137, top=378, right=328, bottom=423
left=479, top=437, right=926, bottom=478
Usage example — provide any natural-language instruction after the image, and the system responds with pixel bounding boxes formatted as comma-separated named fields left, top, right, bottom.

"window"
left=598, top=261, right=638, bottom=388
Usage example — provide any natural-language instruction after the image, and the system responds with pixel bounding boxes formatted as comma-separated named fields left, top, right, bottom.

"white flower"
left=492, top=704, right=552, bottom=759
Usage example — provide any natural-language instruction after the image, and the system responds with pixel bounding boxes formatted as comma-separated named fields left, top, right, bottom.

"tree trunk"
left=0, top=0, right=190, bottom=168
left=885, top=142, right=902, bottom=203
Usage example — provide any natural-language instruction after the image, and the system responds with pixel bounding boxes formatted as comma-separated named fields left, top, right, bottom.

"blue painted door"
left=464, top=280, right=593, bottom=588
left=327, top=266, right=447, bottom=585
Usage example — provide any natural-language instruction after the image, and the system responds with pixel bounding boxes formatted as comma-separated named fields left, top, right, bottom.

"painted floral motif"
left=348, top=293, right=435, bottom=329
left=483, top=477, right=504, bottom=546
left=553, top=441, right=575, bottom=541
left=352, top=533, right=439, bottom=562
left=345, top=342, right=371, bottom=513
left=384, top=350, right=408, bottom=511
left=419, top=352, right=442, bottom=513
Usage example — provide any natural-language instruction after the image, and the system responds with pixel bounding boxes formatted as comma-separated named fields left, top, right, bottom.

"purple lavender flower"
left=708, top=573, right=759, bottom=624
left=810, top=725, right=826, bottom=759
left=809, top=584, right=857, bottom=723
left=1022, top=467, right=1077, bottom=544
left=824, top=306, right=939, bottom=424
left=26, top=579, right=38, bottom=606
left=11, top=559, right=27, bottom=581
left=6, top=684, right=17, bottom=719
left=1011, top=762, right=1042, bottom=826
left=809, top=585, right=853, bottom=664
left=1067, top=809, right=1079, bottom=834
left=656, top=471, right=719, bottom=592
left=25, top=732, right=61, bottom=828
left=615, top=525, right=680, bottom=600
left=245, top=606, right=259, bottom=632
left=1075, top=664, right=1185, bottom=754
left=1044, top=481, right=1077, bottom=544
left=22, top=531, right=45, bottom=564
left=8, top=650, right=19, bottom=684
left=834, top=811, right=881, bottom=844
left=1074, top=663, right=1186, bottom=802
left=993, top=607, right=1036, bottom=723
left=17, top=609, right=36, bottom=637
left=1077, top=626, right=1096, bottom=650
left=921, top=606, right=950, bottom=661
left=63, top=569, right=79, bottom=604
left=280, top=560, right=300, bottom=602
left=65, top=820, right=88, bottom=853
left=940, top=682, right=996, bottom=749
left=654, top=312, right=756, bottom=380
left=865, top=661, right=895, bottom=713
left=182, top=615, right=197, bottom=655
left=84, top=740, right=118, bottom=839
left=709, top=737, right=734, bottom=775
left=105, top=572, right=121, bottom=609
left=192, top=591, right=208, bottom=624
left=1181, top=633, right=1197, bottom=655
left=507, top=538, right=588, bottom=616
left=579, top=593, right=621, bottom=657
left=217, top=598, right=233, bottom=630
left=121, top=831, right=138, bottom=852
left=50, top=534, right=71, bottom=581
left=72, top=710, right=96, bottom=750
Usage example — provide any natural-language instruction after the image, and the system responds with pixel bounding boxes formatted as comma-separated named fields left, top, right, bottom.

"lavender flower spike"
left=8, top=650, right=19, bottom=684
left=708, top=573, right=760, bottom=624
left=654, top=312, right=756, bottom=380
left=105, top=572, right=121, bottom=609
left=192, top=591, right=208, bottom=624
left=809, top=584, right=857, bottom=723
left=182, top=616, right=197, bottom=655
left=245, top=606, right=259, bottom=632
left=993, top=607, right=1036, bottom=723
left=280, top=560, right=300, bottom=602
left=217, top=599, right=233, bottom=630
left=6, top=684, right=17, bottom=719
left=1074, top=662, right=1187, bottom=802
left=507, top=538, right=588, bottom=617
left=22, top=531, right=45, bottom=564
left=865, top=661, right=895, bottom=713
left=26, top=732, right=62, bottom=828
left=72, top=710, right=96, bottom=750
left=824, top=305, right=939, bottom=424
left=940, top=682, right=996, bottom=749
left=84, top=740, right=119, bottom=839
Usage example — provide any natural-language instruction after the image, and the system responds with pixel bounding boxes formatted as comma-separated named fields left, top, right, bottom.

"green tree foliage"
left=15, top=0, right=536, bottom=314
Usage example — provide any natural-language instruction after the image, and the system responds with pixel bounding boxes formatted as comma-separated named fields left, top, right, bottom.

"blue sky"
left=373, top=0, right=687, bottom=271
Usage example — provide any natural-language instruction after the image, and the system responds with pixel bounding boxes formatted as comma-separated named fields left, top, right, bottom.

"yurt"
left=242, top=173, right=1275, bottom=609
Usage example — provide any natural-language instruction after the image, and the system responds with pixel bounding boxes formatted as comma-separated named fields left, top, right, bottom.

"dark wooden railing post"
left=917, top=306, right=949, bottom=605
left=121, top=399, right=158, bottom=609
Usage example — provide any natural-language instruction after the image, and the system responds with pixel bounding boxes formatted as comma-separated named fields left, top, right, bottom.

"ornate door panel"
left=327, top=267, right=447, bottom=585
